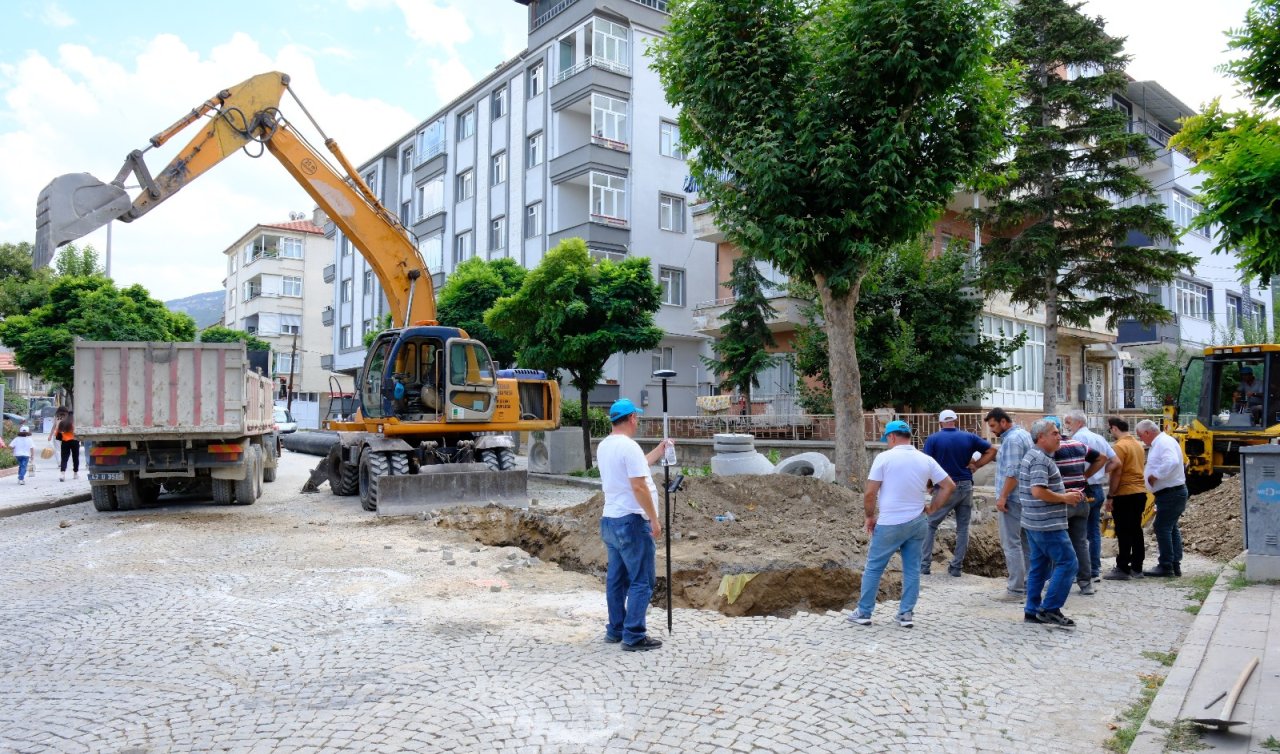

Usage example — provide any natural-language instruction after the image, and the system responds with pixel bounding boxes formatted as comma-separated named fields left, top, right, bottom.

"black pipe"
left=281, top=430, right=339, bottom=456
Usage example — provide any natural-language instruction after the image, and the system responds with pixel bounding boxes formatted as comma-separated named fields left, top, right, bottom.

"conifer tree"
left=703, top=253, right=778, bottom=407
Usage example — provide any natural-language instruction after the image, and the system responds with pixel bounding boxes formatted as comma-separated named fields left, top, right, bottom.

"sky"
left=0, top=0, right=1260, bottom=299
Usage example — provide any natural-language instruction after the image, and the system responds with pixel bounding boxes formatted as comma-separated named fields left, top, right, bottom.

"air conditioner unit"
left=528, top=427, right=586, bottom=475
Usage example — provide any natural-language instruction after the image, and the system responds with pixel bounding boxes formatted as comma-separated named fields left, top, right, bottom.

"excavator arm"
left=34, top=71, right=435, bottom=327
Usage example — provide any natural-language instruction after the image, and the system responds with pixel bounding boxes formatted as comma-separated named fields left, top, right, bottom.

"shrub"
left=561, top=399, right=612, bottom=438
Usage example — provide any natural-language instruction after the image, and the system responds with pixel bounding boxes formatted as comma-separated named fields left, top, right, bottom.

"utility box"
left=528, top=427, right=585, bottom=475
left=1238, top=445, right=1280, bottom=580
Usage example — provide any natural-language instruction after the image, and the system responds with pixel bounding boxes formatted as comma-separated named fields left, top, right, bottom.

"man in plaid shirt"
left=984, top=408, right=1032, bottom=600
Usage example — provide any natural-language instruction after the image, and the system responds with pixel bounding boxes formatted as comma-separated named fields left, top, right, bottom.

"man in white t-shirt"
left=597, top=398, right=673, bottom=651
left=847, top=420, right=955, bottom=628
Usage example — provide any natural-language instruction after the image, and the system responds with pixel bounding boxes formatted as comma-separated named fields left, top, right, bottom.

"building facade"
left=222, top=213, right=352, bottom=429
left=327, top=0, right=713, bottom=415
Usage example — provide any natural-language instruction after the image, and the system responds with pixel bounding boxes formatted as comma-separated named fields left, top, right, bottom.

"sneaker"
left=603, top=634, right=622, bottom=644
left=18, top=479, right=24, bottom=485
left=73, top=471, right=78, bottom=479
left=846, top=609, right=872, bottom=626
left=1092, top=574, right=1102, bottom=583
left=621, top=637, right=663, bottom=651
left=1130, top=570, right=1145, bottom=580
left=1103, top=568, right=1131, bottom=581
left=1023, top=612, right=1044, bottom=624
left=896, top=611, right=914, bottom=628
left=59, top=475, right=64, bottom=482
left=1036, top=609, right=1076, bottom=629
left=948, top=565, right=962, bottom=577
left=920, top=567, right=932, bottom=576
left=992, top=590, right=1024, bottom=603
left=1079, top=581, right=1096, bottom=595
left=1142, top=567, right=1176, bottom=578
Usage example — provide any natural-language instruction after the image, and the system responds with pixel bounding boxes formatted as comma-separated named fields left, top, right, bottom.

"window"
left=1172, top=192, right=1203, bottom=234
left=1175, top=279, right=1210, bottom=320
left=341, top=238, right=352, bottom=257
left=416, top=119, right=445, bottom=161
left=659, top=267, right=684, bottom=306
left=651, top=346, right=673, bottom=374
left=280, top=314, right=302, bottom=335
left=363, top=170, right=379, bottom=201
left=592, top=94, right=628, bottom=146
left=525, top=202, right=543, bottom=238
left=659, top=120, right=684, bottom=159
left=275, top=352, right=295, bottom=376
left=400, top=201, right=411, bottom=226
left=590, top=247, right=626, bottom=263
left=980, top=315, right=1046, bottom=395
left=491, top=86, right=508, bottom=120
left=754, top=357, right=797, bottom=398
left=419, top=231, right=444, bottom=273
left=490, top=216, right=506, bottom=251
left=227, top=290, right=234, bottom=309
left=362, top=318, right=374, bottom=336
left=341, top=279, right=352, bottom=303
left=558, top=37, right=576, bottom=77
left=659, top=194, right=685, bottom=233
left=454, top=231, right=473, bottom=265
left=1254, top=303, right=1268, bottom=330
left=1054, top=358, right=1069, bottom=402
left=229, top=254, right=238, bottom=273
left=527, top=132, right=544, bottom=168
left=491, top=151, right=507, bottom=186
left=1227, top=293, right=1243, bottom=330
left=363, top=270, right=373, bottom=295
left=280, top=237, right=304, bottom=259
left=457, top=108, right=475, bottom=141
left=340, top=325, right=353, bottom=349
left=528, top=63, right=544, bottom=97
left=282, top=276, right=302, bottom=297
left=590, top=172, right=627, bottom=221
left=589, top=19, right=629, bottom=68
left=401, top=145, right=413, bottom=175
left=456, top=170, right=474, bottom=201
left=416, top=174, right=445, bottom=219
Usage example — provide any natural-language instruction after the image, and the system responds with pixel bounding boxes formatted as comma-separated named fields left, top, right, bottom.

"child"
left=11, top=425, right=34, bottom=485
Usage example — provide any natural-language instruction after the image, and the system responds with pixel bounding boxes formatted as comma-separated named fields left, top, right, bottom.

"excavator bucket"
left=34, top=173, right=132, bottom=268
left=374, top=463, right=530, bottom=517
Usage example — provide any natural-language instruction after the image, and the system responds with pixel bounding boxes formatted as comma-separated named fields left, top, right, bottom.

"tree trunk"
left=1042, top=282, right=1059, bottom=416
left=581, top=385, right=594, bottom=471
left=814, top=272, right=868, bottom=490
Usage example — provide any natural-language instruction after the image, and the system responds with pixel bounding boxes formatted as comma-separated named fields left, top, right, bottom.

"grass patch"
left=1141, top=650, right=1178, bottom=667
left=1260, top=735, right=1280, bottom=752
left=1180, top=571, right=1218, bottom=602
left=1104, top=673, right=1165, bottom=753
left=1150, top=719, right=1206, bottom=751
left=568, top=467, right=601, bottom=479
left=1227, top=561, right=1250, bottom=590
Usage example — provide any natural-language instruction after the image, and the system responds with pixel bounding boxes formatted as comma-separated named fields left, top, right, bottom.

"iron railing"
left=554, top=56, right=630, bottom=85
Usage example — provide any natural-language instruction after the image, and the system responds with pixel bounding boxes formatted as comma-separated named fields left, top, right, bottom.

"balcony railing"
left=321, top=307, right=334, bottom=327
left=554, top=56, right=631, bottom=86
left=322, top=264, right=335, bottom=283
left=416, top=140, right=446, bottom=165
left=320, top=354, right=334, bottom=371
left=531, top=0, right=667, bottom=31
left=591, top=213, right=629, bottom=229
left=591, top=135, right=630, bottom=152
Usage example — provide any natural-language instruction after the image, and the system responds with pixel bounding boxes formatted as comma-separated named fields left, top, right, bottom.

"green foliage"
left=53, top=245, right=103, bottom=277
left=1224, top=0, right=1280, bottom=109
left=560, top=399, right=611, bottom=438
left=437, top=257, right=526, bottom=367
left=200, top=325, right=271, bottom=352
left=1139, top=347, right=1191, bottom=406
left=0, top=241, right=52, bottom=318
left=973, top=0, right=1192, bottom=413
left=793, top=241, right=1025, bottom=412
left=363, top=313, right=393, bottom=348
left=1103, top=673, right=1165, bottom=752
left=703, top=252, right=777, bottom=400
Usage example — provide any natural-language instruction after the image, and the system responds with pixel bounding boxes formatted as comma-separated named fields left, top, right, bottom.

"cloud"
left=41, top=3, right=75, bottom=29
left=0, top=33, right=417, bottom=299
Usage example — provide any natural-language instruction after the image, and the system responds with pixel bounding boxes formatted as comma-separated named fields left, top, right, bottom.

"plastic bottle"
left=714, top=511, right=736, bottom=523
left=663, top=439, right=677, bottom=467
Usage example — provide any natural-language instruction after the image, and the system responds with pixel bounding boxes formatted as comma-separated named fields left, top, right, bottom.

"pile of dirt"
left=1181, top=475, right=1245, bottom=561
left=435, top=474, right=1007, bottom=617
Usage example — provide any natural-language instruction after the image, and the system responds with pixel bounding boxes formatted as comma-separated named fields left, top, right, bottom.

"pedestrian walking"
left=1043, top=416, right=1112, bottom=595
left=51, top=410, right=80, bottom=481
left=10, top=425, right=34, bottom=485
left=1135, top=419, right=1188, bottom=578
left=984, top=408, right=1032, bottom=601
left=1062, top=410, right=1118, bottom=581
left=1103, top=417, right=1148, bottom=580
left=847, top=420, right=956, bottom=628
left=1019, top=419, right=1086, bottom=629
left=596, top=398, right=673, bottom=651
left=920, top=409, right=996, bottom=577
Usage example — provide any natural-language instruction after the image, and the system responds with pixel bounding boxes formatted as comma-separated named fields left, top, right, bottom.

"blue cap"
left=608, top=398, right=644, bottom=422
left=1241, top=366, right=1254, bottom=375
left=1043, top=415, right=1061, bottom=428
left=880, top=420, right=911, bottom=442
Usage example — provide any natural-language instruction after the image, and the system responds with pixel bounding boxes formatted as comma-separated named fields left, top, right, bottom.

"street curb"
left=1129, top=558, right=1238, bottom=753
left=529, top=472, right=602, bottom=489
left=0, top=493, right=92, bottom=519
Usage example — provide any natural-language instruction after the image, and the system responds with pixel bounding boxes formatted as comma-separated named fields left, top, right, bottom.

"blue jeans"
left=1025, top=528, right=1077, bottom=614
left=600, top=514, right=656, bottom=645
left=1085, top=483, right=1105, bottom=577
left=16, top=456, right=29, bottom=481
left=1152, top=485, right=1189, bottom=570
left=921, top=480, right=972, bottom=572
left=857, top=514, right=927, bottom=618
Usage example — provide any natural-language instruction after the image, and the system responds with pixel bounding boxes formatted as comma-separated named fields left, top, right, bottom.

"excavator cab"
left=360, top=327, right=497, bottom=423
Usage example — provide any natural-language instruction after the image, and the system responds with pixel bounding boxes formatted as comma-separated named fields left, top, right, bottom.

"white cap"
left=938, top=409, right=958, bottom=423
left=18, top=425, right=30, bottom=433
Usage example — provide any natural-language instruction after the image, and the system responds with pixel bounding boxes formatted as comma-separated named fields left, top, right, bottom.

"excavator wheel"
left=327, top=444, right=359, bottom=497
left=359, top=450, right=391, bottom=512
left=480, top=449, right=501, bottom=472
left=496, top=448, right=517, bottom=471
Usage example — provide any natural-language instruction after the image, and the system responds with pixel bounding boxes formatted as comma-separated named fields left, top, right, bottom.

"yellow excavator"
left=35, top=71, right=560, bottom=513
left=1162, top=343, right=1280, bottom=495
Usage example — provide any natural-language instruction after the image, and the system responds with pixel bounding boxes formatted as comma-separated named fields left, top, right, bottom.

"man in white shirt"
left=847, top=420, right=956, bottom=628
left=1135, top=419, right=1188, bottom=577
left=597, top=398, right=673, bottom=651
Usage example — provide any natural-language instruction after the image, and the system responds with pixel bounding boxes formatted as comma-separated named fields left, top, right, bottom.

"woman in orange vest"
left=52, top=410, right=80, bottom=481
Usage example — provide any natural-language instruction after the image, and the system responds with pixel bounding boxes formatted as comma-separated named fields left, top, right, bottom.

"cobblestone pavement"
left=0, top=451, right=1206, bottom=753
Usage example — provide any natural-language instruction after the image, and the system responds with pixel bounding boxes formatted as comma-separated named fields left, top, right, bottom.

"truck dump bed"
left=75, top=341, right=274, bottom=440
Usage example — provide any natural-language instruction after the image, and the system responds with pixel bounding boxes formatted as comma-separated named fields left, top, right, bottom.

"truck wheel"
left=212, top=478, right=235, bottom=505
left=234, top=446, right=261, bottom=505
left=496, top=448, right=516, bottom=471
left=90, top=484, right=118, bottom=512
left=480, top=449, right=500, bottom=472
left=262, top=439, right=278, bottom=483
left=359, top=450, right=391, bottom=512
left=327, top=444, right=359, bottom=496
left=115, top=473, right=143, bottom=510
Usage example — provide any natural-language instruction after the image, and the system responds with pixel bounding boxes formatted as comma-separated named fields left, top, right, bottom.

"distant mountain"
left=166, top=290, right=224, bottom=330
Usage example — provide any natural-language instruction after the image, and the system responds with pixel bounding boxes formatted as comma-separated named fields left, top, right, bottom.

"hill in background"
left=166, top=290, right=224, bottom=330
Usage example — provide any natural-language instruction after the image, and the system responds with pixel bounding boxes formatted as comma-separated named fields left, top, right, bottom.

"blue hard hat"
left=1043, top=415, right=1061, bottom=428
left=880, top=419, right=912, bottom=442
left=608, top=398, right=644, bottom=422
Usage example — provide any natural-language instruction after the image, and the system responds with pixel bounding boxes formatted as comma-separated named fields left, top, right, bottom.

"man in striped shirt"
left=1044, top=416, right=1114, bottom=596
left=1018, top=419, right=1086, bottom=629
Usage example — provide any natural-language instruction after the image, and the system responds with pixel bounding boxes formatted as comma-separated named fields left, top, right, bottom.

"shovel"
left=1192, top=656, right=1259, bottom=731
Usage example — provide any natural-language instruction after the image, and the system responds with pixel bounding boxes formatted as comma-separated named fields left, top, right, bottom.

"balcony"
left=321, top=306, right=334, bottom=327
left=1116, top=313, right=1182, bottom=346
left=693, top=293, right=807, bottom=336
left=320, top=354, right=334, bottom=371
left=691, top=202, right=724, bottom=243
left=323, top=264, right=335, bottom=283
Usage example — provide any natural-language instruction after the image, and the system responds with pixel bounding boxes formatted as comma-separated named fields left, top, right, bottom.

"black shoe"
left=1036, top=609, right=1076, bottom=629
left=1102, top=568, right=1131, bottom=581
left=1173, top=564, right=1182, bottom=577
left=948, top=565, right=962, bottom=577
left=1023, top=612, right=1044, bottom=624
left=1142, top=567, right=1176, bottom=578
left=622, top=636, right=663, bottom=651
left=604, top=634, right=622, bottom=644
left=920, top=568, right=932, bottom=576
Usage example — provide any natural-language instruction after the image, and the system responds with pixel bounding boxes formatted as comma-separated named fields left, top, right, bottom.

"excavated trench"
left=436, top=475, right=1009, bottom=617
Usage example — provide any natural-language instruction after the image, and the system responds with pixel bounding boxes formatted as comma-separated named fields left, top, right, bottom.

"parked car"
left=273, top=406, right=298, bottom=434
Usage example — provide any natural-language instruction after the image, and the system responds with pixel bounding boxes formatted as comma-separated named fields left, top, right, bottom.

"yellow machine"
left=35, top=71, right=560, bottom=512
left=1162, top=343, right=1280, bottom=495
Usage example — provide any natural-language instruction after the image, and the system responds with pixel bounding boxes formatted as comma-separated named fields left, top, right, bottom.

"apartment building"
left=222, top=212, right=352, bottom=429
left=324, top=0, right=712, bottom=416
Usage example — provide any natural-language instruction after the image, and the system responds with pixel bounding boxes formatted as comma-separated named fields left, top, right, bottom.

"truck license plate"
left=88, top=472, right=124, bottom=482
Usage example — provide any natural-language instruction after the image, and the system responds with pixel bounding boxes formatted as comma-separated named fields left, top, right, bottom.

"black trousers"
left=1112, top=493, right=1147, bottom=573
left=60, top=439, right=80, bottom=473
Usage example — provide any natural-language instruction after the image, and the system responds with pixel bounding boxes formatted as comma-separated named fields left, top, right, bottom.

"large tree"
left=199, top=325, right=271, bottom=352
left=486, top=238, right=663, bottom=469
left=437, top=257, right=526, bottom=368
left=793, top=239, right=1026, bottom=413
left=703, top=252, right=777, bottom=407
left=972, top=0, right=1192, bottom=414
left=652, top=0, right=1013, bottom=487
left=1170, top=0, right=1280, bottom=281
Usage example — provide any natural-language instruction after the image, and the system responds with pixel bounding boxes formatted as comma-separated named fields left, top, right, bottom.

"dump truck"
left=76, top=341, right=277, bottom=511
left=37, top=71, right=560, bottom=514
